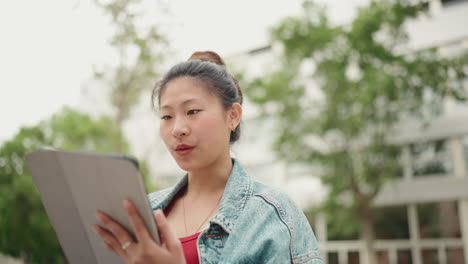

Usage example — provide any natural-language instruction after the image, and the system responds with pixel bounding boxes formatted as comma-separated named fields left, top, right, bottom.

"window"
left=348, top=252, right=360, bottom=264
left=417, top=0, right=468, bottom=13
left=410, top=139, right=452, bottom=177
left=446, top=248, right=465, bottom=264
left=374, top=206, right=409, bottom=239
left=327, top=252, right=339, bottom=264
left=418, top=201, right=461, bottom=239
left=397, top=250, right=412, bottom=264
left=442, top=0, right=468, bottom=7
left=422, top=249, right=438, bottom=263
left=407, top=88, right=444, bottom=120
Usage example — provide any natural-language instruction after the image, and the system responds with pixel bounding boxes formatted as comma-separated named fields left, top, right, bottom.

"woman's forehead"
left=160, top=98, right=203, bottom=110
left=160, top=77, right=216, bottom=108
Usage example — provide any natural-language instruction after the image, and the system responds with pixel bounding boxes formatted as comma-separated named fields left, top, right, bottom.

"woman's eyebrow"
left=160, top=98, right=201, bottom=110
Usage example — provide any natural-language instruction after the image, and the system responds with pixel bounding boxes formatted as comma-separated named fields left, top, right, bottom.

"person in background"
left=93, top=51, right=323, bottom=264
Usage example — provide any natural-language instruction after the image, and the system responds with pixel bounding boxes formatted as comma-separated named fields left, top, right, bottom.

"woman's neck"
left=186, top=154, right=232, bottom=198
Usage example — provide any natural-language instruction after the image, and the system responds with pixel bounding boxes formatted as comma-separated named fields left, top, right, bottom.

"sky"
left=0, top=1, right=82, bottom=143
left=0, top=0, right=294, bottom=143
left=0, top=0, right=366, bottom=144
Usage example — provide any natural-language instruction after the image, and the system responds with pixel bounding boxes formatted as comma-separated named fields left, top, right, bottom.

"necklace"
left=181, top=188, right=222, bottom=236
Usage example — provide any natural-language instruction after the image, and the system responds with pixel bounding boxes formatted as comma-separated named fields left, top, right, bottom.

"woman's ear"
left=228, top=103, right=242, bottom=131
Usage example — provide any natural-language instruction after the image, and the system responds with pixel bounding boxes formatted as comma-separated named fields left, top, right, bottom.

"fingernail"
left=155, top=209, right=164, bottom=217
left=123, top=199, right=131, bottom=209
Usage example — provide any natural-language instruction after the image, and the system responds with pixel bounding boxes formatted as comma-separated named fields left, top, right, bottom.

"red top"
left=164, top=197, right=201, bottom=264
left=178, top=231, right=201, bottom=264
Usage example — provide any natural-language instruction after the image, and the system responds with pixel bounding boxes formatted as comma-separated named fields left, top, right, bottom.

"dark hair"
left=152, top=51, right=243, bottom=143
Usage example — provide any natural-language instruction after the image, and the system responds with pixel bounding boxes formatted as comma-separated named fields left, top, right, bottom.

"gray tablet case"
left=25, top=148, right=160, bottom=264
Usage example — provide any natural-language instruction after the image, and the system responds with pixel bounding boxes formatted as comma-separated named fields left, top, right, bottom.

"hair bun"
left=188, top=51, right=226, bottom=66
left=188, top=50, right=243, bottom=103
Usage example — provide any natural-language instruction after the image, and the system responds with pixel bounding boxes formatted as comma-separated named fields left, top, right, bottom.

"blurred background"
left=1, top=0, right=467, bottom=263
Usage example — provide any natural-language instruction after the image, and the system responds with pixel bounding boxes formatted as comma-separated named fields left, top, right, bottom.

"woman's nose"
left=172, top=118, right=190, bottom=138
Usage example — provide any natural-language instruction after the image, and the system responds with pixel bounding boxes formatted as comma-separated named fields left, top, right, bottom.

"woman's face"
left=159, top=77, right=235, bottom=172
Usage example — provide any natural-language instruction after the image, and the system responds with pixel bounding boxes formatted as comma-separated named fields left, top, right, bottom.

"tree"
left=0, top=107, right=133, bottom=263
left=245, top=1, right=468, bottom=263
left=90, top=0, right=168, bottom=152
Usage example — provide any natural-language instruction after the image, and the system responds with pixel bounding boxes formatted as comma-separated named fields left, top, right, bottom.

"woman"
left=93, top=51, right=323, bottom=263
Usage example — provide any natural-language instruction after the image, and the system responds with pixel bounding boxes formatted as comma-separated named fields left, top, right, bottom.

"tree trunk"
left=358, top=202, right=378, bottom=264
left=22, top=251, right=32, bottom=264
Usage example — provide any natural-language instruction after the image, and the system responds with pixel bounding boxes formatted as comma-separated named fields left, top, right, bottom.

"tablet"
left=25, top=148, right=160, bottom=264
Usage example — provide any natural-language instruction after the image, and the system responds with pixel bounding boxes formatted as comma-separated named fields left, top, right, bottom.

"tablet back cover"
left=25, top=149, right=159, bottom=264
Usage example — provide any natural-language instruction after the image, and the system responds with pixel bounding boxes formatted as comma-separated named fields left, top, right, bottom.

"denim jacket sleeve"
left=221, top=182, right=322, bottom=264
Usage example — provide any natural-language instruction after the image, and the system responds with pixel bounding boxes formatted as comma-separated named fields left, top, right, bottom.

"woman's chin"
left=173, top=157, right=196, bottom=172
left=174, top=157, right=212, bottom=173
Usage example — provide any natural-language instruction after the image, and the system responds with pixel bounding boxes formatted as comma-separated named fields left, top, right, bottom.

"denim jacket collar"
left=151, top=159, right=253, bottom=234
left=211, top=159, right=253, bottom=233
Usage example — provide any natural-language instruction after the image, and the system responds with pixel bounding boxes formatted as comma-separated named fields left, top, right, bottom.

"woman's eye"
left=161, top=115, right=172, bottom=120
left=187, top=109, right=201, bottom=115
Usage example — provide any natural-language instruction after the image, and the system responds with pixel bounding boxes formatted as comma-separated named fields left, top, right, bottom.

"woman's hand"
left=93, top=199, right=186, bottom=264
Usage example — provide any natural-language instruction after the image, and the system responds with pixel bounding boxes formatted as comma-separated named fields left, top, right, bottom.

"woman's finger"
left=153, top=209, right=181, bottom=250
left=93, top=225, right=127, bottom=257
left=104, top=241, right=116, bottom=253
left=95, top=211, right=135, bottom=248
left=123, top=199, right=152, bottom=244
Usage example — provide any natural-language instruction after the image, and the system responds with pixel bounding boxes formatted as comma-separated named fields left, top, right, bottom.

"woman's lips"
left=175, top=145, right=195, bottom=156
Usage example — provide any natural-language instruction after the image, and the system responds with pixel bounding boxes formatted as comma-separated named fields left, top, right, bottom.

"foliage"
left=92, top=0, right=168, bottom=127
left=0, top=107, right=154, bottom=263
left=0, top=126, right=62, bottom=263
left=245, top=0, right=468, bottom=261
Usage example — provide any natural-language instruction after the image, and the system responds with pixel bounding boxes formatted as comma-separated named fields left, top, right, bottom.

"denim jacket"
left=148, top=159, right=323, bottom=264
